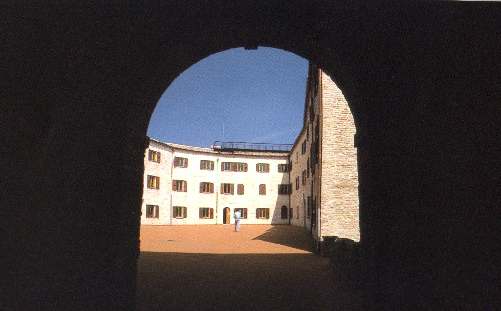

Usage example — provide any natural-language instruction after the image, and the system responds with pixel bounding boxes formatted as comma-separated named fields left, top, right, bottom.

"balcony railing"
left=212, top=141, right=292, bottom=153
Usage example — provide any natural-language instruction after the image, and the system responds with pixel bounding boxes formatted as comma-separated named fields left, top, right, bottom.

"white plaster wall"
left=141, top=141, right=173, bottom=225
left=289, top=129, right=312, bottom=229
left=141, top=142, right=290, bottom=225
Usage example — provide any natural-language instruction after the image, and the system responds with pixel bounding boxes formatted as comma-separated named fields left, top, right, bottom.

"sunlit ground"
left=137, top=225, right=360, bottom=311
left=139, top=224, right=313, bottom=254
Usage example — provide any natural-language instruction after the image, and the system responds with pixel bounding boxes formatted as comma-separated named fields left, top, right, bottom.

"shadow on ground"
left=137, top=252, right=364, bottom=311
left=251, top=225, right=314, bottom=252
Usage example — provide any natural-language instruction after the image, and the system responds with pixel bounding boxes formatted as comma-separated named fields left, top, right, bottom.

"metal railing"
left=212, top=141, right=292, bottom=152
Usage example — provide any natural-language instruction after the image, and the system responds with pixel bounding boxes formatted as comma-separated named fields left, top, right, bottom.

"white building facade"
left=141, top=141, right=291, bottom=225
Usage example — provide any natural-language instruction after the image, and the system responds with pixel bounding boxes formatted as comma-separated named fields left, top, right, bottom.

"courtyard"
left=137, top=225, right=358, bottom=310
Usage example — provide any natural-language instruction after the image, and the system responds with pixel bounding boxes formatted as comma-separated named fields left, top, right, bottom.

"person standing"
left=234, top=209, right=241, bottom=232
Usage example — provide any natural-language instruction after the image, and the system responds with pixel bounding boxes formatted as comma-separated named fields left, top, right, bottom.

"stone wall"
left=319, top=71, right=360, bottom=242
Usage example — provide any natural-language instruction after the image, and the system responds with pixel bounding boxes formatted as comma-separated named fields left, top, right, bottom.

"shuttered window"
left=147, top=175, right=160, bottom=189
left=281, top=206, right=288, bottom=219
left=256, top=208, right=270, bottom=219
left=145, top=205, right=159, bottom=218
left=174, top=157, right=188, bottom=168
left=148, top=150, right=161, bottom=163
left=237, top=184, right=245, bottom=195
left=256, top=163, right=270, bottom=173
left=277, top=164, right=289, bottom=173
left=234, top=208, right=248, bottom=219
left=221, top=183, right=234, bottom=195
left=259, top=184, right=266, bottom=195
left=173, top=206, right=187, bottom=218
left=200, top=160, right=214, bottom=170
left=199, top=182, right=214, bottom=193
left=199, top=208, right=214, bottom=219
left=172, top=180, right=187, bottom=192
left=221, top=162, right=248, bottom=172
left=278, top=184, right=291, bottom=195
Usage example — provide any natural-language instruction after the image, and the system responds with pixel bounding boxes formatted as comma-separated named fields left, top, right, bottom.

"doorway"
left=223, top=207, right=230, bottom=224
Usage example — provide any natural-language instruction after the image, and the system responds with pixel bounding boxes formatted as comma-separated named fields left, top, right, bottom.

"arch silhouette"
left=2, top=3, right=498, bottom=310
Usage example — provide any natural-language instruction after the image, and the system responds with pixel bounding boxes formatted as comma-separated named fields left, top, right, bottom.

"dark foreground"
left=136, top=225, right=362, bottom=310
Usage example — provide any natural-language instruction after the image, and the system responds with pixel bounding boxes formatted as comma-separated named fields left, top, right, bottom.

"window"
left=307, top=196, right=312, bottom=219
left=221, top=162, right=248, bottom=172
left=200, top=160, right=214, bottom=170
left=259, top=184, right=266, bottom=195
left=174, top=157, right=188, bottom=168
left=290, top=208, right=294, bottom=219
left=256, top=163, right=270, bottom=173
left=237, top=184, right=245, bottom=195
left=307, top=158, right=310, bottom=176
left=278, top=184, right=291, bottom=195
left=234, top=208, right=248, bottom=219
left=221, top=183, right=234, bottom=195
left=199, top=182, right=214, bottom=193
left=277, top=163, right=289, bottom=173
left=302, top=170, right=307, bottom=185
left=296, top=206, right=299, bottom=219
left=145, top=205, right=159, bottom=218
left=281, top=206, right=288, bottom=219
left=295, top=176, right=300, bottom=190
left=148, top=150, right=161, bottom=163
left=256, top=208, right=270, bottom=219
left=301, top=140, right=307, bottom=154
left=173, top=206, right=187, bottom=218
left=172, top=180, right=187, bottom=192
left=306, top=125, right=310, bottom=141
left=147, top=175, right=160, bottom=189
left=199, top=207, right=214, bottom=219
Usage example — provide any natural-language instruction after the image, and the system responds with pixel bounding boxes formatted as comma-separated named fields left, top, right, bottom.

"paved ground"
left=136, top=225, right=357, bottom=311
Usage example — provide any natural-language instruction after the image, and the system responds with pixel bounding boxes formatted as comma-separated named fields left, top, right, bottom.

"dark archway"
left=2, top=2, right=499, bottom=311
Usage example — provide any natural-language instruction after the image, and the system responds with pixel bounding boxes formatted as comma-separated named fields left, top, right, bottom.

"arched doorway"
left=223, top=207, right=231, bottom=224
left=281, top=205, right=288, bottom=219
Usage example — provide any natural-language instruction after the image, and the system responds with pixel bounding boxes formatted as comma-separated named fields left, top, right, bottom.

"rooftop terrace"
left=212, top=141, right=293, bottom=153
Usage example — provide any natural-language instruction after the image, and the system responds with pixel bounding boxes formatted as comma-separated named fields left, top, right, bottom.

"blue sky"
left=147, top=47, right=309, bottom=147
